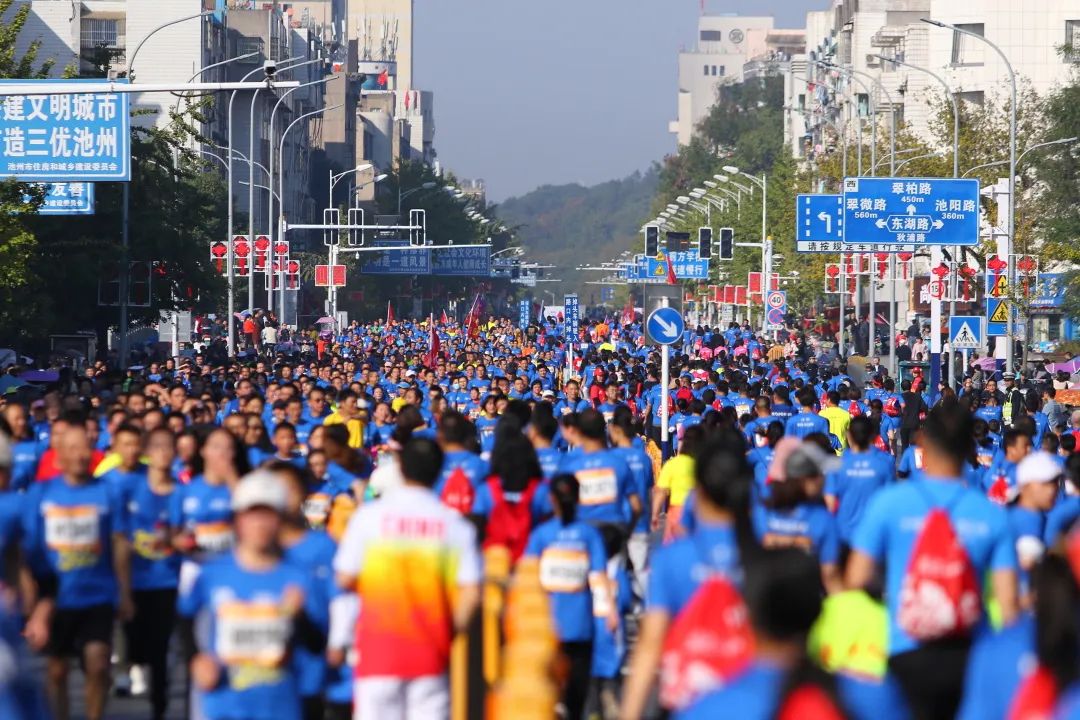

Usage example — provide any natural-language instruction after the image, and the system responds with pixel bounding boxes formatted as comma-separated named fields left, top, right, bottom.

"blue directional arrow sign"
left=646, top=306, right=685, bottom=346
left=842, top=177, right=980, bottom=246
left=797, top=194, right=843, bottom=243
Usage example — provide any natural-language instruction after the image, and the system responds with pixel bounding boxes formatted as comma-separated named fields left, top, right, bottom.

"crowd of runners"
left=0, top=310, right=1076, bottom=720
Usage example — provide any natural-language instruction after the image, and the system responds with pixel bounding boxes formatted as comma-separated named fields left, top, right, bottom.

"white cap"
left=1017, top=451, right=1063, bottom=487
left=231, top=469, right=288, bottom=512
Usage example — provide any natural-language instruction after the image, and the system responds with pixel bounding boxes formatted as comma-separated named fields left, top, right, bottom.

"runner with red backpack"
left=846, top=402, right=1020, bottom=720
left=471, top=423, right=545, bottom=562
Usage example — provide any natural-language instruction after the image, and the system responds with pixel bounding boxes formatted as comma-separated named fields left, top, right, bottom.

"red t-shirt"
left=35, top=449, right=106, bottom=481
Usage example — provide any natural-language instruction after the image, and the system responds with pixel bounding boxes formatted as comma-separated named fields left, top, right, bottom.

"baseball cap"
left=785, top=442, right=841, bottom=480
left=1017, top=451, right=1063, bottom=487
left=231, top=469, right=287, bottom=513
left=541, top=389, right=556, bottom=399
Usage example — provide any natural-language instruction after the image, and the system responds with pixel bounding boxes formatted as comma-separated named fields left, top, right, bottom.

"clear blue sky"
left=414, top=0, right=820, bottom=201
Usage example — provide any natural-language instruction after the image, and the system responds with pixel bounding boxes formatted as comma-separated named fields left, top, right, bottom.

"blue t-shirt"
left=536, top=446, right=562, bottom=481
left=785, top=411, right=830, bottom=439
left=524, top=519, right=607, bottom=642
left=647, top=522, right=740, bottom=617
left=178, top=552, right=322, bottom=720
left=475, top=416, right=500, bottom=454
left=435, top=450, right=490, bottom=496
left=851, top=477, right=1018, bottom=655
left=168, top=475, right=234, bottom=557
left=10, top=439, right=40, bottom=491
left=1044, top=495, right=1080, bottom=546
left=124, top=478, right=181, bottom=591
left=753, top=503, right=840, bottom=565
left=22, top=478, right=126, bottom=609
left=678, top=662, right=909, bottom=720
left=957, top=615, right=1035, bottom=720
left=826, top=448, right=895, bottom=542
left=556, top=449, right=636, bottom=526
left=283, top=531, right=336, bottom=699
left=614, top=446, right=654, bottom=533
left=100, top=465, right=148, bottom=497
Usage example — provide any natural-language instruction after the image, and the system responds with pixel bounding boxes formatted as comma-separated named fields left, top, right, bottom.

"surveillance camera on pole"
left=263, top=60, right=277, bottom=79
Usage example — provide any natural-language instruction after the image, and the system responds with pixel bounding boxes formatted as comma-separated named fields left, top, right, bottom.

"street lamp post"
left=924, top=17, right=1017, bottom=371
left=274, top=104, right=344, bottom=323
left=722, top=166, right=769, bottom=334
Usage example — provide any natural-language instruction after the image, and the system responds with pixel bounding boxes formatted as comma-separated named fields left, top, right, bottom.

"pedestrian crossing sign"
left=949, top=316, right=983, bottom=350
left=988, top=301, right=1009, bottom=324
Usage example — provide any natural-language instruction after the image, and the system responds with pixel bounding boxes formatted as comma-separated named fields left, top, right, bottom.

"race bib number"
left=576, top=468, right=618, bottom=506
left=195, top=521, right=234, bottom=554
left=539, top=548, right=590, bottom=593
left=215, top=600, right=290, bottom=668
left=44, top=505, right=100, bottom=553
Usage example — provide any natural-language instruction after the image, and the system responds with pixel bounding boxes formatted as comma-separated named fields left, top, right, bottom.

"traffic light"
left=409, top=209, right=426, bottom=247
left=719, top=227, right=734, bottom=260
left=666, top=231, right=690, bottom=253
left=323, top=208, right=340, bottom=247
left=698, top=227, right=712, bottom=259
left=645, top=225, right=659, bottom=257
left=348, top=208, right=365, bottom=246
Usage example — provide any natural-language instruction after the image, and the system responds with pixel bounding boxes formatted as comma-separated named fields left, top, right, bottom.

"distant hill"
left=497, top=168, right=659, bottom=301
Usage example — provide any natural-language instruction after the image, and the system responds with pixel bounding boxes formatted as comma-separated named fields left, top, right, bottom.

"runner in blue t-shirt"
left=846, top=404, right=1019, bottom=720
left=524, top=474, right=610, bottom=720
left=180, top=470, right=323, bottom=720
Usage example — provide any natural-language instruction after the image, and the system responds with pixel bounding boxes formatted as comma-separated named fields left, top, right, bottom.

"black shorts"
left=46, top=603, right=114, bottom=659
left=888, top=637, right=972, bottom=720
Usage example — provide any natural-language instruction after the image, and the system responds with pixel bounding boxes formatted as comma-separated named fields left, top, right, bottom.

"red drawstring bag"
left=897, top=488, right=981, bottom=641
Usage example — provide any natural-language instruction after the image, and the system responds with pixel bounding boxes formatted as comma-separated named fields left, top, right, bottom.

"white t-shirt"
left=261, top=326, right=278, bottom=344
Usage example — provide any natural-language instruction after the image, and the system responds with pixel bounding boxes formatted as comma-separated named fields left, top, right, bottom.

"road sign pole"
left=119, top=183, right=129, bottom=366
left=889, top=255, right=897, bottom=377
left=661, top=343, right=670, bottom=460
left=869, top=259, right=876, bottom=357
left=930, top=246, right=943, bottom=404
left=839, top=271, right=846, bottom=359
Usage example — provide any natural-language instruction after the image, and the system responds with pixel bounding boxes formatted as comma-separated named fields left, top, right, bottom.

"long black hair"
left=550, top=473, right=579, bottom=526
left=490, top=427, right=541, bottom=494
left=694, top=428, right=758, bottom=562
left=743, top=549, right=849, bottom=720
left=1032, top=555, right=1080, bottom=690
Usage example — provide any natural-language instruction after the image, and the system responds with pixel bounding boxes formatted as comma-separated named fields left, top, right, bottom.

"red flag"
left=426, top=314, right=441, bottom=366
left=386, top=300, right=395, bottom=325
left=666, top=253, right=678, bottom=285
left=440, top=309, right=449, bottom=325
left=405, top=90, right=412, bottom=110
left=378, top=68, right=389, bottom=87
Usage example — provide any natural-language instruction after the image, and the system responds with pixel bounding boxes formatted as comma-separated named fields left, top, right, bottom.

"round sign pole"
left=660, top=343, right=670, bottom=461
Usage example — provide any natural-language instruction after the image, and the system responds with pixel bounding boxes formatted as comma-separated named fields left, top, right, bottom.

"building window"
left=951, top=23, right=985, bottom=66
left=704, top=64, right=709, bottom=76
left=957, top=90, right=985, bottom=107
left=719, top=65, right=725, bottom=76
left=81, top=18, right=121, bottom=49
left=857, top=93, right=869, bottom=118
left=1066, top=20, right=1080, bottom=61
left=700, top=30, right=723, bottom=42
left=711, top=65, right=718, bottom=76
left=236, top=37, right=263, bottom=63
left=798, top=93, right=806, bottom=110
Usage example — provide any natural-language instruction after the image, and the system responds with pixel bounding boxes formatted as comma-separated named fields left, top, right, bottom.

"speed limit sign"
left=927, top=280, right=945, bottom=299
left=767, top=290, right=785, bottom=309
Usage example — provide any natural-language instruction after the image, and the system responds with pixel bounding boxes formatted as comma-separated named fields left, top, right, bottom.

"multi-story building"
left=785, top=0, right=1080, bottom=163
left=670, top=14, right=783, bottom=146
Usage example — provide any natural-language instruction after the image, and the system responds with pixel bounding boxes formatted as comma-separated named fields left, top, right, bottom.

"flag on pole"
left=426, top=314, right=440, bottom=366
left=463, top=293, right=482, bottom=339
left=666, top=253, right=678, bottom=285
left=386, top=300, right=395, bottom=325
left=440, top=309, right=449, bottom=326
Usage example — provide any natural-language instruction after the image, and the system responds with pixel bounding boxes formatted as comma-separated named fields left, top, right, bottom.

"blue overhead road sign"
left=0, top=79, right=131, bottom=181
left=842, top=177, right=980, bottom=246
left=646, top=306, right=685, bottom=346
left=797, top=194, right=843, bottom=243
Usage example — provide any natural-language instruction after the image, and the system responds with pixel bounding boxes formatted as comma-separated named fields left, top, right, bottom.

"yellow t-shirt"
left=657, top=454, right=696, bottom=507
left=808, top=590, right=888, bottom=679
left=323, top=413, right=365, bottom=449
left=819, top=406, right=852, bottom=451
